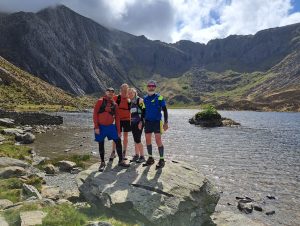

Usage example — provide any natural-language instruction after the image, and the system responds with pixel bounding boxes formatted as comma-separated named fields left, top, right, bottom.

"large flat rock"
left=77, top=160, right=220, bottom=226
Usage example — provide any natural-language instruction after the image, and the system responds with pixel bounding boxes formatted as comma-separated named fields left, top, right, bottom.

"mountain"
left=0, top=56, right=93, bottom=111
left=0, top=5, right=299, bottom=111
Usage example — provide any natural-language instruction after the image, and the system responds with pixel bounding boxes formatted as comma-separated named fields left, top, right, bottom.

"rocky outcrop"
left=0, top=111, right=63, bottom=125
left=0, top=199, right=13, bottom=209
left=20, top=210, right=47, bottom=226
left=0, top=5, right=299, bottom=95
left=0, top=166, right=26, bottom=178
left=0, top=157, right=29, bottom=168
left=22, top=184, right=42, bottom=200
left=0, top=118, right=15, bottom=127
left=57, top=160, right=77, bottom=172
left=77, top=160, right=220, bottom=226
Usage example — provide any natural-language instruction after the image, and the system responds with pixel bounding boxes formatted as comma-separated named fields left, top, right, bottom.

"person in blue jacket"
left=142, top=80, right=169, bottom=169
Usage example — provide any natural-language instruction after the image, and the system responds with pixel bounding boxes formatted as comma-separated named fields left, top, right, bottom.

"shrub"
left=196, top=105, right=221, bottom=120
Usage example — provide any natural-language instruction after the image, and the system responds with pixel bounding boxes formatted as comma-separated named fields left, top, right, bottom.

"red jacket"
left=114, top=95, right=131, bottom=121
left=93, top=96, right=120, bottom=134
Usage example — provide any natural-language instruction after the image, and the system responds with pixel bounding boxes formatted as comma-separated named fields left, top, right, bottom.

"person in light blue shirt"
left=141, top=80, right=169, bottom=169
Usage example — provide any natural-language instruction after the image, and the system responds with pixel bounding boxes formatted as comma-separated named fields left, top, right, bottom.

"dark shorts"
left=144, top=120, right=162, bottom=134
left=131, top=121, right=144, bottom=143
left=120, top=120, right=131, bottom=132
left=94, top=124, right=119, bottom=142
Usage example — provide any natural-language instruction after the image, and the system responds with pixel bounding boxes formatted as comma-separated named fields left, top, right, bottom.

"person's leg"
left=98, top=141, right=106, bottom=171
left=114, top=138, right=130, bottom=167
left=98, top=141, right=105, bottom=162
left=155, top=133, right=165, bottom=168
left=145, top=133, right=152, bottom=157
left=123, top=132, right=129, bottom=156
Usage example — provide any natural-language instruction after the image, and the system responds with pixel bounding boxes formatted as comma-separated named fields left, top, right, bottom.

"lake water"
left=30, top=109, right=300, bottom=226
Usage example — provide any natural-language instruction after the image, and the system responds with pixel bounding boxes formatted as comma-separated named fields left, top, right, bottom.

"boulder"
left=0, top=118, right=15, bottom=127
left=58, top=160, right=76, bottom=172
left=237, top=201, right=253, bottom=214
left=43, top=164, right=58, bottom=174
left=87, top=222, right=112, bottom=226
left=20, top=210, right=47, bottom=226
left=0, top=199, right=13, bottom=209
left=189, top=117, right=240, bottom=127
left=77, top=160, right=220, bottom=226
left=0, top=166, right=26, bottom=178
left=0, top=157, right=29, bottom=168
left=22, top=184, right=42, bottom=200
left=15, top=132, right=36, bottom=144
left=212, top=211, right=267, bottom=226
left=1, top=128, right=24, bottom=136
left=56, top=199, right=72, bottom=205
left=41, top=186, right=60, bottom=200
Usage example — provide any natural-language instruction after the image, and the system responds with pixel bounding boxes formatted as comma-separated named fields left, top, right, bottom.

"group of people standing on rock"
left=93, top=80, right=169, bottom=172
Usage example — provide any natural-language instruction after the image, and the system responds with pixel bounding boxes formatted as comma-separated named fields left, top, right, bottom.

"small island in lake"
left=189, top=105, right=240, bottom=127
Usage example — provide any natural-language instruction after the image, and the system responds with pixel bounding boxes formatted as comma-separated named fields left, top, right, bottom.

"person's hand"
left=95, top=128, right=100, bottom=134
left=118, top=132, right=122, bottom=138
left=138, top=121, right=143, bottom=130
left=163, top=122, right=169, bottom=131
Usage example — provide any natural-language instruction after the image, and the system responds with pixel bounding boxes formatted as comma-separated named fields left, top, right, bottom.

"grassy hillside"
left=0, top=56, right=95, bottom=111
left=153, top=51, right=300, bottom=111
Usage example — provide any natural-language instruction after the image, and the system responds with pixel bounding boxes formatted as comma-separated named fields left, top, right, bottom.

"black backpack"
left=116, top=95, right=131, bottom=110
left=98, top=99, right=116, bottom=116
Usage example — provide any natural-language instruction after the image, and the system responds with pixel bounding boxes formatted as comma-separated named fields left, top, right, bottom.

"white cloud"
left=0, top=0, right=300, bottom=43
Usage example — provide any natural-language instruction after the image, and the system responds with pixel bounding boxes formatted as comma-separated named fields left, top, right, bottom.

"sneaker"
left=130, top=154, right=139, bottom=162
left=118, top=160, right=130, bottom=168
left=136, top=156, right=146, bottom=163
left=109, top=151, right=116, bottom=162
left=156, top=159, right=165, bottom=169
left=142, top=157, right=155, bottom=166
left=98, top=162, right=106, bottom=172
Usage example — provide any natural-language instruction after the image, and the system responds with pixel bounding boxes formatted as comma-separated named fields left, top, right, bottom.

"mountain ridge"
left=0, top=5, right=299, bottom=111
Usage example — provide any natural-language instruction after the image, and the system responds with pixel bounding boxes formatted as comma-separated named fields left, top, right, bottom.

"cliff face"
left=0, top=5, right=299, bottom=110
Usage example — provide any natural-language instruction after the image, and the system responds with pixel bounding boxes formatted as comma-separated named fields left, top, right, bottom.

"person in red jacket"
left=109, top=83, right=132, bottom=161
left=93, top=87, right=130, bottom=172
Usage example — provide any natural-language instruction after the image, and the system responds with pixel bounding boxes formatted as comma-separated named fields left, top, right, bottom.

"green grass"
left=195, top=105, right=221, bottom=120
left=3, top=203, right=139, bottom=226
left=0, top=142, right=32, bottom=160
left=0, top=175, right=44, bottom=203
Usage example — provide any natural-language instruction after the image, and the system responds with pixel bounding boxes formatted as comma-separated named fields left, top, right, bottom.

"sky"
left=1, top=0, right=300, bottom=44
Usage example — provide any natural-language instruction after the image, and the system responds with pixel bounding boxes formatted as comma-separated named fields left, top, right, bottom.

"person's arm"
left=162, top=106, right=168, bottom=123
left=139, top=98, right=145, bottom=122
left=93, top=99, right=102, bottom=129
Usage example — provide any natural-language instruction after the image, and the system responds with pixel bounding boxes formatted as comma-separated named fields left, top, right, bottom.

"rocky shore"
left=0, top=112, right=270, bottom=226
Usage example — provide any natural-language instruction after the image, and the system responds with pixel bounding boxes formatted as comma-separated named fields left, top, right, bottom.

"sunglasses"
left=107, top=90, right=115, bottom=93
left=147, top=85, right=156, bottom=88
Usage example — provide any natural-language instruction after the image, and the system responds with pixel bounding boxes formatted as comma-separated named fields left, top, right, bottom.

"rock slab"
left=77, top=160, right=220, bottom=226
left=20, top=210, right=47, bottom=226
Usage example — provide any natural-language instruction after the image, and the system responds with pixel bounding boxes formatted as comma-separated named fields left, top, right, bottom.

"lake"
left=30, top=109, right=300, bottom=226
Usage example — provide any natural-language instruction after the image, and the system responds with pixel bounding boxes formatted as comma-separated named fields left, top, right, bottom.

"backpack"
left=98, top=98, right=116, bottom=116
left=116, top=95, right=131, bottom=110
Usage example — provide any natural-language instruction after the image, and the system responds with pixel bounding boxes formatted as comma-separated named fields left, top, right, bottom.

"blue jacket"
left=144, top=93, right=166, bottom=121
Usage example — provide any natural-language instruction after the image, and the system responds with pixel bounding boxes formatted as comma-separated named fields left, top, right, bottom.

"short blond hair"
left=120, top=83, right=129, bottom=89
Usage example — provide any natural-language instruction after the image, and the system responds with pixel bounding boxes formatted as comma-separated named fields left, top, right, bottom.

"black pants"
left=131, top=122, right=144, bottom=143
left=98, top=138, right=123, bottom=162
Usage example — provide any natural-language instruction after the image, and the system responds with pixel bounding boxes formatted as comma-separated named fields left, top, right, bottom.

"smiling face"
left=120, top=84, right=129, bottom=97
left=128, top=89, right=136, bottom=100
left=106, top=90, right=114, bottom=99
left=147, top=84, right=156, bottom=95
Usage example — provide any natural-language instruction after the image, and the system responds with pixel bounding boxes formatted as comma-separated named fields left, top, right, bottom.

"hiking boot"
left=118, top=160, right=130, bottom=168
left=156, top=159, right=165, bottom=169
left=130, top=154, right=139, bottom=162
left=98, top=162, right=106, bottom=172
left=109, top=151, right=116, bottom=162
left=143, top=157, right=155, bottom=166
left=136, top=156, right=146, bottom=163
